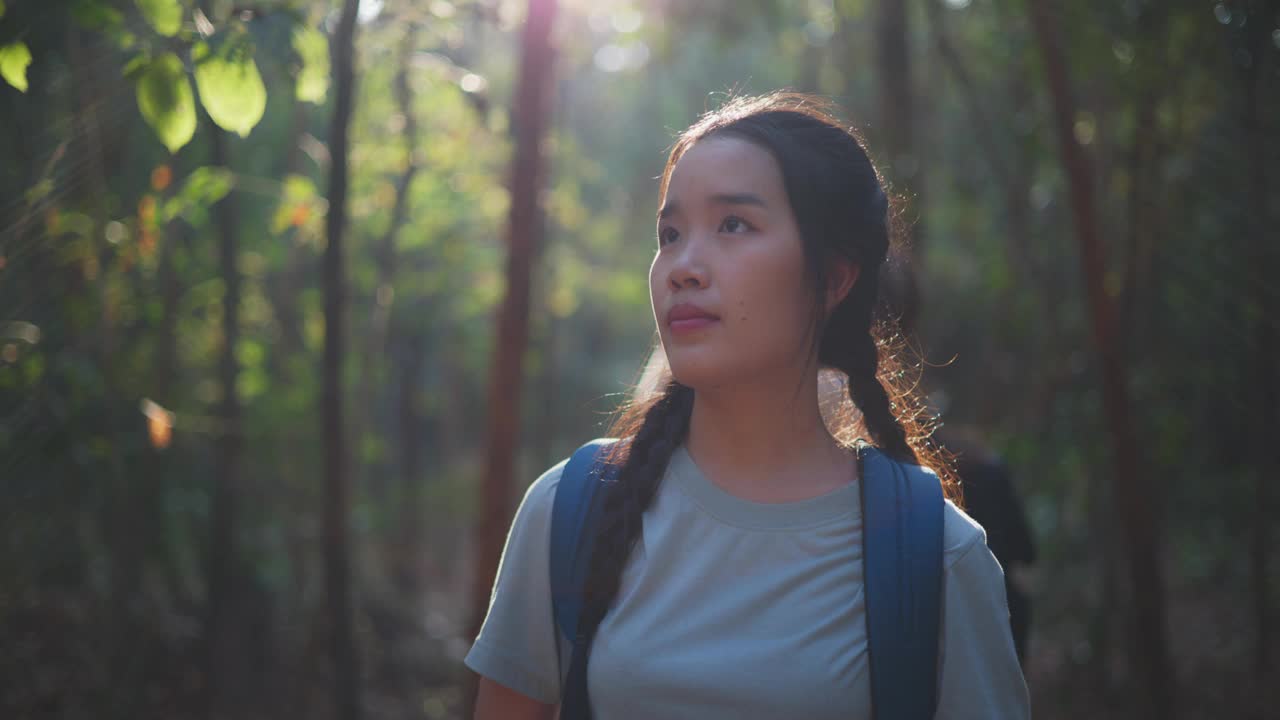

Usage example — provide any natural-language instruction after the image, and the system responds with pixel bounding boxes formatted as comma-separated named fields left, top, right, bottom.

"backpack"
left=550, top=438, right=945, bottom=720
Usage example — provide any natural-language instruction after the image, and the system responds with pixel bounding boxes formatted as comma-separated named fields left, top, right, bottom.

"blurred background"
left=1, top=0, right=1276, bottom=718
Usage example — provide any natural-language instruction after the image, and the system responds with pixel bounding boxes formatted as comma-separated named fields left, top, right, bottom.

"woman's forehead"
left=661, top=136, right=786, bottom=207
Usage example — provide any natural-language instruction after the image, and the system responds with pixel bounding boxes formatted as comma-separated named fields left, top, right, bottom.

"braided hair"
left=562, top=92, right=955, bottom=717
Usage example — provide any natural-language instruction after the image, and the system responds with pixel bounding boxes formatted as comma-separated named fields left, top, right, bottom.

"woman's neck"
left=683, top=368, right=855, bottom=503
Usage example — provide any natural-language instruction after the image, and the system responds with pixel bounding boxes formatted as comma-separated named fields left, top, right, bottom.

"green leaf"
left=71, top=0, right=125, bottom=30
left=292, top=27, right=329, bottom=103
left=135, top=53, right=196, bottom=153
left=24, top=178, right=54, bottom=205
left=0, top=1, right=6, bottom=20
left=135, top=0, right=182, bottom=37
left=52, top=211, right=95, bottom=239
left=162, top=166, right=233, bottom=227
left=114, top=32, right=138, bottom=51
left=271, top=174, right=324, bottom=233
left=193, top=41, right=267, bottom=137
left=122, top=54, right=148, bottom=80
left=180, top=166, right=233, bottom=205
left=0, top=42, right=32, bottom=93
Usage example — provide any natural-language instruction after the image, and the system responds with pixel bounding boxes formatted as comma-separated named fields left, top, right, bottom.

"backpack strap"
left=550, top=438, right=618, bottom=646
left=859, top=444, right=946, bottom=720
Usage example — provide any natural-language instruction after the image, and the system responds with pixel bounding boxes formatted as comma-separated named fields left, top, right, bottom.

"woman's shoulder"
left=881, top=455, right=991, bottom=569
left=515, top=457, right=570, bottom=519
left=520, top=439, right=623, bottom=515
left=940, top=499, right=991, bottom=570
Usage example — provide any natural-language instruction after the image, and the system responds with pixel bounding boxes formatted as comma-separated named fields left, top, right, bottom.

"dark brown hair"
left=561, top=91, right=955, bottom=717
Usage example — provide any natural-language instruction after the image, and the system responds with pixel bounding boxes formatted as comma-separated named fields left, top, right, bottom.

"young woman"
left=465, top=92, right=1031, bottom=719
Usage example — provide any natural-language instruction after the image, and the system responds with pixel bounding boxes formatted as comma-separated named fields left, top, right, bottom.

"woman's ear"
left=826, top=260, right=860, bottom=312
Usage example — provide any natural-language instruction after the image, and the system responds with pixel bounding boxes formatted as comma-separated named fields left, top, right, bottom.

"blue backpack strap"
left=550, top=438, right=619, bottom=646
left=859, top=444, right=945, bottom=720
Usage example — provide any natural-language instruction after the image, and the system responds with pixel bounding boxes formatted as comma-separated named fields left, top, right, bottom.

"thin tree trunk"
left=358, top=25, right=420, bottom=507
left=923, top=0, right=1066, bottom=396
left=1242, top=0, right=1277, bottom=683
left=267, top=94, right=312, bottom=379
left=1121, top=86, right=1156, bottom=350
left=67, top=28, right=142, bottom=690
left=263, top=90, right=317, bottom=720
left=875, top=0, right=926, bottom=270
left=151, top=219, right=185, bottom=598
left=284, top=96, right=309, bottom=180
left=1109, top=8, right=1165, bottom=697
left=833, top=1, right=874, bottom=132
left=1027, top=2, right=1171, bottom=717
left=1119, top=3, right=1170, bottom=359
left=205, top=124, right=247, bottom=717
left=923, top=1, right=1031, bottom=285
left=394, top=332, right=427, bottom=596
left=324, top=1, right=363, bottom=719
left=65, top=26, right=113, bottom=359
left=466, top=0, right=559, bottom=711
left=531, top=313, right=560, bottom=472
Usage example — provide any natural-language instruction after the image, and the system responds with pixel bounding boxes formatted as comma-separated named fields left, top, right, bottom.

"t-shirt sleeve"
left=935, top=502, right=1032, bottom=719
left=463, top=460, right=567, bottom=704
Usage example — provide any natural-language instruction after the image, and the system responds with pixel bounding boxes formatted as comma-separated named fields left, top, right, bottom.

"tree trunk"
left=393, top=331, right=428, bottom=596
left=1027, top=2, right=1171, bottom=716
left=1242, top=0, right=1277, bottom=684
left=266, top=92, right=315, bottom=720
left=267, top=94, right=311, bottom=380
left=358, top=25, right=420, bottom=508
left=875, top=0, right=926, bottom=271
left=924, top=0, right=1067, bottom=414
left=205, top=124, right=248, bottom=717
left=1109, top=6, right=1166, bottom=698
left=531, top=313, right=560, bottom=473
left=466, top=0, right=559, bottom=710
left=67, top=31, right=147, bottom=705
left=324, top=1, right=363, bottom=719
left=1119, top=3, right=1170, bottom=360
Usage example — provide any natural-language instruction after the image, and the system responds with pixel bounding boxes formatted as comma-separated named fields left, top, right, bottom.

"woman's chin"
left=666, top=355, right=740, bottom=391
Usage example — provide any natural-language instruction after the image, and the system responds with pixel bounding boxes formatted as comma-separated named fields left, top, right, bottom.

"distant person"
left=466, top=92, right=1029, bottom=719
left=935, top=426, right=1038, bottom=664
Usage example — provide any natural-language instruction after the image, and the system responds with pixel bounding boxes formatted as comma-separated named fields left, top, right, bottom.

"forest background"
left=1, top=0, right=1277, bottom=719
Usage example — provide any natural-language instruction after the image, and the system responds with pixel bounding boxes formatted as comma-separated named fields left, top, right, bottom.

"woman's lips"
left=667, top=303, right=719, bottom=334
left=670, top=317, right=717, bottom=333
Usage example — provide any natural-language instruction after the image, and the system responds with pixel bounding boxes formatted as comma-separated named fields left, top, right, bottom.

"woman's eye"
left=658, top=226, right=679, bottom=246
left=718, top=215, right=752, bottom=234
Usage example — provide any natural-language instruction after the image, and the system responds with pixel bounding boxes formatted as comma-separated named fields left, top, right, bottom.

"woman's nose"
left=668, top=238, right=709, bottom=290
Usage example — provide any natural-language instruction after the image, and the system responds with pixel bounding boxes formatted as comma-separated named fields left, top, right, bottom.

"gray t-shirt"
left=465, top=445, right=1031, bottom=719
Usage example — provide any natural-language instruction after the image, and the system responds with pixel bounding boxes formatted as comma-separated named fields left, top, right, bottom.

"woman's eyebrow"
left=658, top=192, right=766, bottom=220
left=709, top=192, right=767, bottom=208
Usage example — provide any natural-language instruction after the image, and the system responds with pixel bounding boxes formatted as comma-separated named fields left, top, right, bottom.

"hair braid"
left=845, top=321, right=916, bottom=463
left=820, top=256, right=919, bottom=466
left=561, top=381, right=693, bottom=718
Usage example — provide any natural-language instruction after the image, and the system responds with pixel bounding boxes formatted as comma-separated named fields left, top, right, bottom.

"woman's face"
left=650, top=135, right=818, bottom=390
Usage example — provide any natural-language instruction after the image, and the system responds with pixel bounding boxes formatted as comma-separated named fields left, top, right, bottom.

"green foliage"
left=0, top=41, right=31, bottom=92
left=192, top=39, right=267, bottom=137
left=163, top=166, right=234, bottom=227
left=134, top=52, right=197, bottom=152
left=292, top=26, right=329, bottom=103
left=271, top=174, right=325, bottom=234
left=71, top=0, right=125, bottom=30
left=135, top=0, right=182, bottom=37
